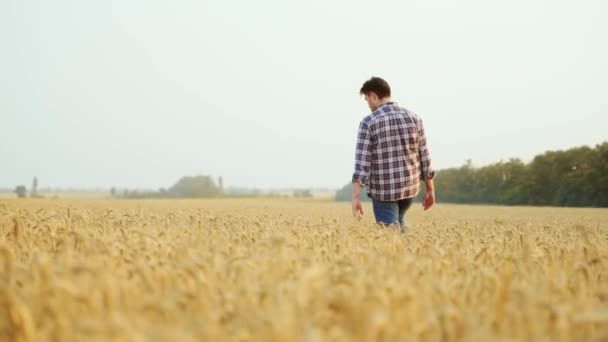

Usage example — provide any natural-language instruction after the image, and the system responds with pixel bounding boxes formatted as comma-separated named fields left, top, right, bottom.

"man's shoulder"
left=360, top=113, right=377, bottom=126
left=361, top=106, right=389, bottom=125
left=398, top=106, right=422, bottom=123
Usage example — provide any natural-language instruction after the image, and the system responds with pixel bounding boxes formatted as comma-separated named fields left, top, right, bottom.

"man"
left=352, top=77, right=435, bottom=231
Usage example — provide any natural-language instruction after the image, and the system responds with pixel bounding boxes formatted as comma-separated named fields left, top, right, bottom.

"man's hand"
left=352, top=181, right=364, bottom=220
left=352, top=197, right=364, bottom=220
left=422, top=178, right=435, bottom=210
left=423, top=191, right=435, bottom=210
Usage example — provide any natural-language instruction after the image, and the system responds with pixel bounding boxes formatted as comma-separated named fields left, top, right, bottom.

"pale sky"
left=1, top=0, right=606, bottom=189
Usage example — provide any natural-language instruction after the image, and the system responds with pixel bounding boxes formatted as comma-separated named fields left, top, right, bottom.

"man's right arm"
left=423, top=178, right=435, bottom=210
left=352, top=120, right=372, bottom=187
left=352, top=120, right=372, bottom=218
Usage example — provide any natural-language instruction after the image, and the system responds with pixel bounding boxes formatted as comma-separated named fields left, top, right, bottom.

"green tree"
left=14, top=185, right=27, bottom=198
left=498, top=159, right=529, bottom=205
left=475, top=162, right=504, bottom=203
left=588, top=142, right=608, bottom=206
left=169, top=175, right=222, bottom=198
left=434, top=160, right=476, bottom=203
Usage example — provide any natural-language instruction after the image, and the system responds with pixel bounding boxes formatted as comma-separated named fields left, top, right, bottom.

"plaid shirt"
left=352, top=102, right=434, bottom=201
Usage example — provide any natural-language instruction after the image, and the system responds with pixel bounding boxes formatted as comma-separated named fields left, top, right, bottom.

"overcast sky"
left=1, top=0, right=606, bottom=189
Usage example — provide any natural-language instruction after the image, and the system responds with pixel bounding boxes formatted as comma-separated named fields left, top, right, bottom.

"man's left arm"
left=417, top=118, right=436, bottom=210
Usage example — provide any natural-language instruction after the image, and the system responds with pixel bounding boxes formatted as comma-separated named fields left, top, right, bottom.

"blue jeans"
left=371, top=197, right=414, bottom=232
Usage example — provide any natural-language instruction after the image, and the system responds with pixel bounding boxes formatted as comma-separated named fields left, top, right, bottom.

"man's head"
left=360, top=77, right=391, bottom=111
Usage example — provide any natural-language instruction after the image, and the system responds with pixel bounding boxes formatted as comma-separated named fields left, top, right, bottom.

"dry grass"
left=0, top=198, right=607, bottom=341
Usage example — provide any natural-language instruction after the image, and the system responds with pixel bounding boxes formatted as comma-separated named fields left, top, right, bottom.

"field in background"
left=1, top=198, right=607, bottom=341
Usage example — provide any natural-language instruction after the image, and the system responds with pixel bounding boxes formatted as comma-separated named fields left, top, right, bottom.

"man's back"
left=353, top=102, right=432, bottom=201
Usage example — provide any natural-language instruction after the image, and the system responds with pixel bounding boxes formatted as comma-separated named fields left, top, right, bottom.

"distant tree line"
left=293, top=189, right=313, bottom=198
left=336, top=142, right=608, bottom=207
left=115, top=175, right=224, bottom=199
left=115, top=176, right=314, bottom=199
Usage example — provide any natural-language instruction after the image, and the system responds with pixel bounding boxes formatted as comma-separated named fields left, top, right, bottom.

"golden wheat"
left=0, top=198, right=606, bottom=341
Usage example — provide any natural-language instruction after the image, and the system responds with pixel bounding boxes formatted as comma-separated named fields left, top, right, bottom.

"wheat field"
left=0, top=198, right=607, bottom=341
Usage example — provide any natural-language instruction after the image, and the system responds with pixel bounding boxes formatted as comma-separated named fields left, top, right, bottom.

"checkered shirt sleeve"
left=417, top=118, right=434, bottom=180
left=352, top=121, right=372, bottom=187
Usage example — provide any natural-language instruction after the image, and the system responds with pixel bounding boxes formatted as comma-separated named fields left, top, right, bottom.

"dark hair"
left=359, top=77, right=391, bottom=98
